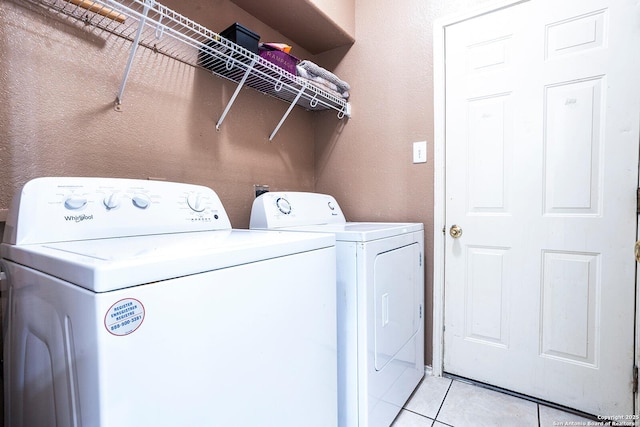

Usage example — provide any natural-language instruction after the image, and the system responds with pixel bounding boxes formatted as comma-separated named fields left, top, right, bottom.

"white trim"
left=424, top=365, right=433, bottom=377
left=636, top=149, right=640, bottom=414
left=431, top=10, right=445, bottom=379
left=431, top=0, right=534, bottom=379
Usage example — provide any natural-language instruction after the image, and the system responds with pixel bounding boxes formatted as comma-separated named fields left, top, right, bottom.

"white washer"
left=0, top=178, right=338, bottom=427
left=250, top=192, right=424, bottom=427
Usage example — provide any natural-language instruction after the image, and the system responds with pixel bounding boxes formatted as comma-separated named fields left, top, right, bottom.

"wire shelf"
left=27, top=0, right=351, bottom=139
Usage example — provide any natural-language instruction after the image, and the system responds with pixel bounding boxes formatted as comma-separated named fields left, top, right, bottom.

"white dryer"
left=0, top=178, right=338, bottom=427
left=250, top=192, right=424, bottom=427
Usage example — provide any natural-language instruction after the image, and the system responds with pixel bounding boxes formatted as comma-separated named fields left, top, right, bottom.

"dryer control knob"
left=103, top=192, right=122, bottom=210
left=64, top=195, right=87, bottom=210
left=276, top=197, right=291, bottom=215
left=187, top=193, right=206, bottom=212
left=132, top=194, right=151, bottom=209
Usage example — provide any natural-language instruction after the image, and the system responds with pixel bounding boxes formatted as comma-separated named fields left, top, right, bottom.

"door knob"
left=450, top=224, right=463, bottom=239
left=635, top=241, right=640, bottom=262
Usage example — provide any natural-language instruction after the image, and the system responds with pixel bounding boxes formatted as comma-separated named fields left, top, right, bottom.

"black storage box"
left=197, top=23, right=259, bottom=73
left=220, top=22, right=260, bottom=55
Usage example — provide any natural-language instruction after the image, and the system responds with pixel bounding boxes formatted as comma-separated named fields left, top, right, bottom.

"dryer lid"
left=261, top=222, right=423, bottom=242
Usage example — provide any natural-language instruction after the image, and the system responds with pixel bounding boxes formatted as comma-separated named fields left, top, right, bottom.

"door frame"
left=431, top=0, right=639, bottom=413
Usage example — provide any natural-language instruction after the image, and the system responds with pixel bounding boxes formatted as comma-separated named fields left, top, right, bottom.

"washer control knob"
left=64, top=195, right=87, bottom=210
left=103, top=192, right=122, bottom=210
left=187, top=193, right=206, bottom=212
left=132, top=194, right=151, bottom=209
left=276, top=197, right=292, bottom=215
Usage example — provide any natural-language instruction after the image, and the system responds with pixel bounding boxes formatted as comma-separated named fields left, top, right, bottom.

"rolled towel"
left=298, top=60, right=350, bottom=94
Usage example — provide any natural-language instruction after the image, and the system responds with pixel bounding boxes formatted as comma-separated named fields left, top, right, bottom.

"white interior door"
left=442, top=0, right=640, bottom=415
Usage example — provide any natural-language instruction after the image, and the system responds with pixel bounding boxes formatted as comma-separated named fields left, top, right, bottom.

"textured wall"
left=314, top=0, right=496, bottom=365
left=309, top=0, right=356, bottom=36
left=229, top=0, right=354, bottom=53
left=0, top=0, right=325, bottom=228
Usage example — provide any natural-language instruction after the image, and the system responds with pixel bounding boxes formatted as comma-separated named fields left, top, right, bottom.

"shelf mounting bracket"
left=216, top=57, right=257, bottom=130
left=269, top=84, right=306, bottom=141
left=114, top=0, right=154, bottom=110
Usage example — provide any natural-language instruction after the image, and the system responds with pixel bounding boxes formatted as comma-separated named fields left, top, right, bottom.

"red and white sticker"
left=104, top=298, right=145, bottom=336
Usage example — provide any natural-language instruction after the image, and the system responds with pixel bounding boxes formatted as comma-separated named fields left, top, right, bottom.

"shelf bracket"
left=216, top=57, right=257, bottom=130
left=339, top=103, right=352, bottom=119
left=114, top=0, right=154, bottom=110
left=269, top=84, right=306, bottom=141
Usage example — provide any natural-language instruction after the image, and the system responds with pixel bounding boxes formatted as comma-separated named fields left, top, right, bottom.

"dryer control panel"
left=250, top=192, right=346, bottom=229
left=3, top=177, right=232, bottom=245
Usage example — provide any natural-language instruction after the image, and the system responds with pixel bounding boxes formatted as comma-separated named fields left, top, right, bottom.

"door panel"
left=540, top=251, right=599, bottom=365
left=465, top=246, right=510, bottom=348
left=443, top=0, right=640, bottom=415
left=544, top=77, right=603, bottom=214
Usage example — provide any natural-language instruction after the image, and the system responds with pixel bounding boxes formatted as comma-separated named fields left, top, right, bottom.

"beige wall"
left=1, top=0, right=494, bottom=366
left=0, top=0, right=322, bottom=228
left=309, top=0, right=356, bottom=36
left=228, top=0, right=354, bottom=53
left=314, top=0, right=495, bottom=365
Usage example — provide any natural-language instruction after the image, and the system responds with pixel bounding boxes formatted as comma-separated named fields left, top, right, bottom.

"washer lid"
left=273, top=222, right=424, bottom=242
left=0, top=229, right=334, bottom=293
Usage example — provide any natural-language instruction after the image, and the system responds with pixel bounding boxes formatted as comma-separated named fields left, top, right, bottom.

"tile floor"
left=392, top=374, right=597, bottom=427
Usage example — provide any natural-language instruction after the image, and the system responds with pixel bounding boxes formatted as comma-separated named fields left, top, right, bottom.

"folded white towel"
left=297, top=65, right=350, bottom=99
left=298, top=60, right=350, bottom=94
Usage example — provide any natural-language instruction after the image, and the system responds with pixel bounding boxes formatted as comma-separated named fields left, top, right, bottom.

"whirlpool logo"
left=64, top=214, right=94, bottom=223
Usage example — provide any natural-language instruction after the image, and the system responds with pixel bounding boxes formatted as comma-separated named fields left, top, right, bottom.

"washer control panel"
left=4, top=177, right=232, bottom=245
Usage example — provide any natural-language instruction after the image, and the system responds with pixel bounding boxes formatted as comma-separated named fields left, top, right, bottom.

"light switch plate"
left=413, top=141, right=427, bottom=163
